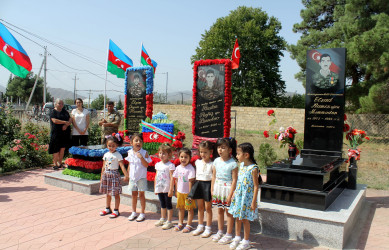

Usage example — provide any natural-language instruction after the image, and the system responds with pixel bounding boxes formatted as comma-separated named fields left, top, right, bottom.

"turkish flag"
left=231, top=38, right=240, bottom=69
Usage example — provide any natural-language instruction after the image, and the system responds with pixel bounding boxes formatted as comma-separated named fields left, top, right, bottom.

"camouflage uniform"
left=312, top=71, right=339, bottom=89
left=101, top=110, right=121, bottom=143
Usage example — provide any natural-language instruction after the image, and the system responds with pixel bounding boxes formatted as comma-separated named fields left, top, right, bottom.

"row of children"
left=99, top=133, right=259, bottom=250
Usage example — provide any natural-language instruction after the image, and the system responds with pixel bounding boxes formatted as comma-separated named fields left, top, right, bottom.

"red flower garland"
left=146, top=93, right=153, bottom=118
left=65, top=158, right=103, bottom=170
left=123, top=95, right=127, bottom=118
left=192, top=59, right=232, bottom=138
left=147, top=171, right=156, bottom=181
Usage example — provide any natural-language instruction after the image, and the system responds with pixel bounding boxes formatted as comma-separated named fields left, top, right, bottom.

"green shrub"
left=88, top=123, right=102, bottom=145
left=0, top=104, right=21, bottom=146
left=258, top=142, right=277, bottom=168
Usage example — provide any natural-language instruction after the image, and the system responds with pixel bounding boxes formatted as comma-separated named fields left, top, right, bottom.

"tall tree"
left=6, top=72, right=51, bottom=104
left=91, top=94, right=109, bottom=110
left=191, top=6, right=286, bottom=107
left=289, top=0, right=389, bottom=110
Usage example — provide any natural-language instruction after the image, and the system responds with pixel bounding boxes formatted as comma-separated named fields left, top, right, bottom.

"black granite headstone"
left=304, top=48, right=346, bottom=153
left=195, top=64, right=225, bottom=138
left=126, top=70, right=147, bottom=134
left=261, top=48, right=348, bottom=210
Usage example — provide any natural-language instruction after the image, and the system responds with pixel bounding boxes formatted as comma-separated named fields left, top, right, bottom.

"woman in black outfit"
left=49, top=98, right=72, bottom=170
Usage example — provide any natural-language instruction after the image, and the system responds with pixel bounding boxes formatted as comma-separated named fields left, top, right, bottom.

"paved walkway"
left=0, top=169, right=388, bottom=249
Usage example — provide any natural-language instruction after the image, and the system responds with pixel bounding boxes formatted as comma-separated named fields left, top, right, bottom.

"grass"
left=175, top=121, right=389, bottom=190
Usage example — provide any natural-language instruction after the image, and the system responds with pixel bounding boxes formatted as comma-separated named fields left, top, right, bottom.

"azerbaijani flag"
left=107, top=39, right=133, bottom=78
left=0, top=22, right=32, bottom=78
left=141, top=43, right=157, bottom=74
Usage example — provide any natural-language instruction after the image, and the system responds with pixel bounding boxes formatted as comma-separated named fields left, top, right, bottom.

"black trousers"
left=72, top=135, right=88, bottom=146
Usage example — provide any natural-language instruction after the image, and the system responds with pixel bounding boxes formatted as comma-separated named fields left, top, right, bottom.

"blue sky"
left=0, top=0, right=305, bottom=101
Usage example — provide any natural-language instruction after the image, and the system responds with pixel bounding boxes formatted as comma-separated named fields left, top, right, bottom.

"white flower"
left=279, top=127, right=284, bottom=132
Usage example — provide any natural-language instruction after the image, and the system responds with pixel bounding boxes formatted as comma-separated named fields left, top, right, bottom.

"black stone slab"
left=304, top=48, right=346, bottom=153
left=195, top=64, right=225, bottom=138
left=266, top=155, right=347, bottom=191
left=126, top=70, right=147, bottom=134
left=261, top=173, right=347, bottom=210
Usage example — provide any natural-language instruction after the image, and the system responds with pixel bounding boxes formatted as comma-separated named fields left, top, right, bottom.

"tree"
left=91, top=94, right=109, bottom=110
left=358, top=82, right=389, bottom=113
left=191, top=6, right=286, bottom=107
left=289, top=0, right=389, bottom=110
left=6, top=72, right=52, bottom=104
left=64, top=99, right=74, bottom=105
left=116, top=98, right=123, bottom=110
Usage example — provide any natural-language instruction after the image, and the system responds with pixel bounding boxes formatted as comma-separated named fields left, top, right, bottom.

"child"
left=228, top=143, right=259, bottom=250
left=99, top=134, right=129, bottom=218
left=190, top=140, right=214, bottom=237
left=172, top=147, right=196, bottom=233
left=125, top=133, right=152, bottom=222
left=211, top=137, right=238, bottom=244
left=154, top=144, right=176, bottom=230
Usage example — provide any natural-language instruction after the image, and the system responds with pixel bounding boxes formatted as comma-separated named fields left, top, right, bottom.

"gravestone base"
left=254, top=184, right=367, bottom=249
left=44, top=171, right=102, bottom=195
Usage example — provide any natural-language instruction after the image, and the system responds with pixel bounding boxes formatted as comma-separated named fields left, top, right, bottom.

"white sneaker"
left=229, top=238, right=242, bottom=249
left=236, top=241, right=251, bottom=250
left=192, top=225, right=205, bottom=236
left=155, top=218, right=166, bottom=226
left=218, top=235, right=233, bottom=245
left=136, top=213, right=146, bottom=222
left=128, top=213, right=138, bottom=221
left=212, top=232, right=224, bottom=242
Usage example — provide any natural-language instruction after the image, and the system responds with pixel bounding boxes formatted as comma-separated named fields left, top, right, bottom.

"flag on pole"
left=0, top=22, right=32, bottom=78
left=107, top=39, right=133, bottom=78
left=141, top=43, right=157, bottom=73
left=231, top=38, right=240, bottom=69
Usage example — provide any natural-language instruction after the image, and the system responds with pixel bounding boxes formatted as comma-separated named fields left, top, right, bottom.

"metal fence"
left=347, top=114, right=389, bottom=143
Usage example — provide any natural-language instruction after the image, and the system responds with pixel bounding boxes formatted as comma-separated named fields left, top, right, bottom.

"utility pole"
left=73, top=74, right=79, bottom=102
left=88, top=90, right=92, bottom=108
left=43, top=46, right=47, bottom=104
left=180, top=92, right=183, bottom=104
left=165, top=72, right=168, bottom=104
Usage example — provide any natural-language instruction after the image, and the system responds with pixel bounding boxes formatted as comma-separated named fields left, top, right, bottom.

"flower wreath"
left=124, top=66, right=154, bottom=131
left=192, top=59, right=232, bottom=139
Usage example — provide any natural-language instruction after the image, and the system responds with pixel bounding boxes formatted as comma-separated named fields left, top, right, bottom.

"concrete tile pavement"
left=1, top=168, right=388, bottom=249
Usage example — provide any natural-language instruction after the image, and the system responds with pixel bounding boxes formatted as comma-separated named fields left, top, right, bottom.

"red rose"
left=346, top=132, right=353, bottom=140
left=365, top=136, right=370, bottom=140
left=344, top=114, right=347, bottom=121
left=274, top=134, right=278, bottom=139
left=267, top=110, right=275, bottom=116
left=263, top=131, right=269, bottom=138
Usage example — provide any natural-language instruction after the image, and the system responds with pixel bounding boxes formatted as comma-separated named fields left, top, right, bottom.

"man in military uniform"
left=199, top=69, right=223, bottom=100
left=129, top=74, right=145, bottom=97
left=312, top=54, right=339, bottom=89
left=98, top=101, right=121, bottom=144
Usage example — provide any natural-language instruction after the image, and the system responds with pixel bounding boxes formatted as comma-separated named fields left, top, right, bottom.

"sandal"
left=174, top=224, right=184, bottom=232
left=183, top=225, right=194, bottom=233
left=109, top=210, right=120, bottom=218
left=99, top=208, right=112, bottom=216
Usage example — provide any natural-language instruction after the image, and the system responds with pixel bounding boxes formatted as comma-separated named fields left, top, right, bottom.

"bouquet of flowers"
left=263, top=109, right=298, bottom=147
left=343, top=115, right=369, bottom=162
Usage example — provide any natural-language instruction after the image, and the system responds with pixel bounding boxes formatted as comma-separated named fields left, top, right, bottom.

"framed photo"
left=124, top=66, right=154, bottom=134
left=192, top=59, right=232, bottom=141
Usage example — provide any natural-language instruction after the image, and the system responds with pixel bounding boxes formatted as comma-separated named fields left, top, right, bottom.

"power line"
left=0, top=19, right=105, bottom=67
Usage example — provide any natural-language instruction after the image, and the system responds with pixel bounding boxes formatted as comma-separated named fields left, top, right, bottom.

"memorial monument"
left=261, top=48, right=348, bottom=210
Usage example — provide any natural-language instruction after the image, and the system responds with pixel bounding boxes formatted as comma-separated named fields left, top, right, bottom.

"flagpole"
left=140, top=42, right=142, bottom=67
left=104, top=39, right=110, bottom=120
